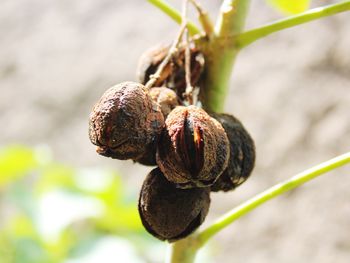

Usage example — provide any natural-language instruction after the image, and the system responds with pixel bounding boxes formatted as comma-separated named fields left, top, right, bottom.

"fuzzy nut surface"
left=89, top=81, right=164, bottom=160
left=138, top=168, right=210, bottom=242
left=210, top=113, right=256, bottom=192
left=157, top=105, right=230, bottom=188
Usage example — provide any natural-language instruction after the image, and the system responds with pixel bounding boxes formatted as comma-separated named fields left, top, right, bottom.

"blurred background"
left=0, top=0, right=349, bottom=262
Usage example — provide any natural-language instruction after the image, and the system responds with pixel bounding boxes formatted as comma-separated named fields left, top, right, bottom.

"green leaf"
left=35, top=164, right=76, bottom=194
left=13, top=238, right=53, bottom=263
left=266, top=0, right=311, bottom=15
left=8, top=215, right=38, bottom=239
left=93, top=177, right=143, bottom=233
left=0, top=235, right=15, bottom=263
left=0, top=146, right=38, bottom=187
left=0, top=145, right=152, bottom=262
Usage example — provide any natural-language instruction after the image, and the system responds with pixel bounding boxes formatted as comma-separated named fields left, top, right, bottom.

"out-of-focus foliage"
left=266, top=0, right=311, bottom=15
left=0, top=145, right=165, bottom=263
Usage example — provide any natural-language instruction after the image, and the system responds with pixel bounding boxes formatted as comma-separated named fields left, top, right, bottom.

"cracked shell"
left=156, top=106, right=230, bottom=188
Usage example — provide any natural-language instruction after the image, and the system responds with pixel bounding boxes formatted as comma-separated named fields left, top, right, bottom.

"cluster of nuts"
left=89, top=44, right=255, bottom=242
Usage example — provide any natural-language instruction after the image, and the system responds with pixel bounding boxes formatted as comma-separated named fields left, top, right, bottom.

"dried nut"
left=210, top=113, right=256, bottom=192
left=156, top=106, right=230, bottom=188
left=136, top=44, right=205, bottom=100
left=149, top=87, right=179, bottom=118
left=138, top=168, right=210, bottom=242
left=89, top=81, right=164, bottom=160
left=136, top=44, right=171, bottom=86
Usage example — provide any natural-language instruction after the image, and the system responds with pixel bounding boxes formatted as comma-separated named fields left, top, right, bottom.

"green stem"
left=214, top=0, right=251, bottom=36
left=195, top=152, right=350, bottom=246
left=166, top=238, right=200, bottom=263
left=200, top=0, right=251, bottom=112
left=236, top=0, right=350, bottom=48
left=148, top=0, right=350, bottom=111
left=168, top=1, right=252, bottom=262
left=147, top=0, right=200, bottom=35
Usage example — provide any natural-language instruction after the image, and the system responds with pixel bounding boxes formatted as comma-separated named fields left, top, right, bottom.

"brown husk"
left=89, top=81, right=164, bottom=160
left=209, top=113, right=256, bottom=192
left=157, top=106, right=230, bottom=188
left=138, top=168, right=210, bottom=242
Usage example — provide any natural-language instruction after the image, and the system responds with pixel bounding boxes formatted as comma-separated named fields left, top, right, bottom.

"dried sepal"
left=138, top=168, right=210, bottom=242
left=89, top=81, right=164, bottom=160
left=157, top=106, right=230, bottom=188
left=210, top=113, right=256, bottom=192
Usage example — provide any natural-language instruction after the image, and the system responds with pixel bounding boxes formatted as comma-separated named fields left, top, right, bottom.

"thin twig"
left=145, top=24, right=186, bottom=90
left=181, top=0, right=195, bottom=105
left=188, top=0, right=214, bottom=36
left=184, top=28, right=194, bottom=105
